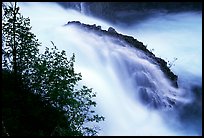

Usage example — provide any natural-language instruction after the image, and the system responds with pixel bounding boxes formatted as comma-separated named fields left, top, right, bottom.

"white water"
left=114, top=12, right=202, bottom=86
left=18, top=2, right=202, bottom=136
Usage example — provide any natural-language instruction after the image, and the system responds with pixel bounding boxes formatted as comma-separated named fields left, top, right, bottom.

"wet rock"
left=66, top=21, right=178, bottom=88
left=108, top=27, right=117, bottom=33
left=138, top=88, right=151, bottom=104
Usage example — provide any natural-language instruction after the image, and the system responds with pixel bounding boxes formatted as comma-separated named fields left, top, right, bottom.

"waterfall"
left=18, top=2, right=202, bottom=136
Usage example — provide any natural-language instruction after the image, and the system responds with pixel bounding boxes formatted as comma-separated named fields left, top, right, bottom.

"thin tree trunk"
left=13, top=2, right=17, bottom=76
left=12, top=2, right=19, bottom=90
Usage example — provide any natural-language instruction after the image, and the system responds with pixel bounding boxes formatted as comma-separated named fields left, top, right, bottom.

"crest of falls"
left=65, top=21, right=179, bottom=110
left=17, top=2, right=202, bottom=136
left=51, top=22, right=187, bottom=135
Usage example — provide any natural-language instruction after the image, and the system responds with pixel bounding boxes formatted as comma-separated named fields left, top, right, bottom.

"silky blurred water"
left=18, top=2, right=202, bottom=136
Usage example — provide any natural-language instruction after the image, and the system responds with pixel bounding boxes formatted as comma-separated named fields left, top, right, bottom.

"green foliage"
left=32, top=43, right=105, bottom=135
left=2, top=2, right=104, bottom=136
left=2, top=2, right=40, bottom=75
left=2, top=70, right=69, bottom=136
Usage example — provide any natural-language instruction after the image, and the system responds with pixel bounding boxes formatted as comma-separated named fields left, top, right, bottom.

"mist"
left=18, top=2, right=202, bottom=136
left=115, top=11, right=202, bottom=83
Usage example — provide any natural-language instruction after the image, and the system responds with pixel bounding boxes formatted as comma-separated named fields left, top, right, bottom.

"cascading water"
left=60, top=22, right=180, bottom=136
left=18, top=2, right=202, bottom=136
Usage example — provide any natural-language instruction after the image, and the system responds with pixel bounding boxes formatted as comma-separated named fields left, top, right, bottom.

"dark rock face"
left=138, top=87, right=176, bottom=110
left=138, top=88, right=152, bottom=105
left=108, top=27, right=117, bottom=34
left=66, top=21, right=178, bottom=88
left=58, top=2, right=202, bottom=25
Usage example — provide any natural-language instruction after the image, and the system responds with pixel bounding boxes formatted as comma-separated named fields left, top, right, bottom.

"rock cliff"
left=66, top=21, right=178, bottom=88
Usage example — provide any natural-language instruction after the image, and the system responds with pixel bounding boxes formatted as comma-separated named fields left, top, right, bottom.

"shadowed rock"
left=65, top=21, right=178, bottom=88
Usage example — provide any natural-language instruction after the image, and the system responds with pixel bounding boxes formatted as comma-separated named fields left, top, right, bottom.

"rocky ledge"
left=65, top=21, right=178, bottom=88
